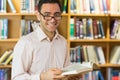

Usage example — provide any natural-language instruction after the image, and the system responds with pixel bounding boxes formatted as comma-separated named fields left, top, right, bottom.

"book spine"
left=25, top=0, right=29, bottom=12
left=21, top=19, right=26, bottom=36
left=76, top=46, right=81, bottom=63
left=3, top=0, right=7, bottom=13
left=20, top=0, right=27, bottom=13
left=70, top=0, right=75, bottom=13
left=1, top=19, right=4, bottom=39
left=7, top=0, right=16, bottom=13
left=2, top=53, right=13, bottom=65
left=0, top=0, right=1, bottom=12
left=63, top=0, right=67, bottom=13
left=93, top=20, right=98, bottom=39
left=75, top=19, right=80, bottom=39
left=70, top=18, right=75, bottom=40
left=0, top=51, right=9, bottom=64
left=89, top=0, right=95, bottom=13
left=99, top=20, right=105, bottom=38
left=82, top=18, right=87, bottom=39
left=0, top=0, right=4, bottom=12
left=3, top=19, right=8, bottom=39
left=102, top=0, right=108, bottom=14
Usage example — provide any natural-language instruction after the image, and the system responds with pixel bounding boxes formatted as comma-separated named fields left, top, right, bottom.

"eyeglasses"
left=39, top=12, right=62, bottom=20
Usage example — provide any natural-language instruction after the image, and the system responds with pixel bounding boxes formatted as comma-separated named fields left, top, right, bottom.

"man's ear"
left=35, top=10, right=40, bottom=21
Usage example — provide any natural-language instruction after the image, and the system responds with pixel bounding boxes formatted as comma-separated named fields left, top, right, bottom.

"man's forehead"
left=41, top=3, right=60, bottom=12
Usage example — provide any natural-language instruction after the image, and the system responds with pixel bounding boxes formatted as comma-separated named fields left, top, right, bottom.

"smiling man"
left=12, top=0, right=70, bottom=80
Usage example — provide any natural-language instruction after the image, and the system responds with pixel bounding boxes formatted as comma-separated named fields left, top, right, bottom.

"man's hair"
left=38, top=0, right=62, bottom=12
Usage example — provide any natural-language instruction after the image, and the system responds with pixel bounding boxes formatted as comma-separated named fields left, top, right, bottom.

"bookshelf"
left=0, top=0, right=120, bottom=80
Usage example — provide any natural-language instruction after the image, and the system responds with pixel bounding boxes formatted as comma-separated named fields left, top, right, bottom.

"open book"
left=61, top=62, right=99, bottom=76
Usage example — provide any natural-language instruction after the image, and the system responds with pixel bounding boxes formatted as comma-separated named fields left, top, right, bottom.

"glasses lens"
left=45, top=16, right=61, bottom=20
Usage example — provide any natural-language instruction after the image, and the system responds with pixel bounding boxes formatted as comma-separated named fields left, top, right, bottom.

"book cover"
left=61, top=62, right=99, bottom=76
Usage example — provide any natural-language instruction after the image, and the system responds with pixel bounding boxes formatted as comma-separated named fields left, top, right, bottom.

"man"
left=12, top=0, right=69, bottom=80
left=12, top=0, right=81, bottom=80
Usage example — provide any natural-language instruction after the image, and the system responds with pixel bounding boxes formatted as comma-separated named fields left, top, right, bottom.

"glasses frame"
left=39, top=12, right=62, bottom=21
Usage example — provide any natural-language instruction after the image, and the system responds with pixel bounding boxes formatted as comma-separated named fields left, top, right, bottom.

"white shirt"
left=12, top=27, right=70, bottom=80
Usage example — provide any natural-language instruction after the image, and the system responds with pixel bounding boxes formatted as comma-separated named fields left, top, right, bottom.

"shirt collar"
left=36, top=27, right=60, bottom=41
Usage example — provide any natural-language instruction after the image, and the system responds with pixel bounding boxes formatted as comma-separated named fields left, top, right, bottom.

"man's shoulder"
left=19, top=31, right=37, bottom=42
left=58, top=34, right=67, bottom=42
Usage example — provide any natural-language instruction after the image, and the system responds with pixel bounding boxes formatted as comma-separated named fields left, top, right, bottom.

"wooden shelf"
left=0, top=39, right=19, bottom=42
left=0, top=65, right=11, bottom=68
left=70, top=39, right=109, bottom=42
left=0, top=13, right=21, bottom=16
left=70, top=14, right=109, bottom=17
left=99, top=64, right=120, bottom=67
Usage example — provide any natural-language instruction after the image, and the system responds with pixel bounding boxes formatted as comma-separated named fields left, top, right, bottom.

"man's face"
left=38, top=3, right=61, bottom=33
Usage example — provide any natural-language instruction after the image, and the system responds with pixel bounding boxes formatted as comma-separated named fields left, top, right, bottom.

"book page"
left=61, top=62, right=94, bottom=76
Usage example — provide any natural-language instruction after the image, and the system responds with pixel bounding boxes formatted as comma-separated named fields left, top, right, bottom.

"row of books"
left=0, top=0, right=16, bottom=13
left=0, top=69, right=10, bottom=80
left=20, top=0, right=68, bottom=13
left=80, top=70, right=104, bottom=80
left=70, top=0, right=120, bottom=14
left=70, top=45, right=106, bottom=64
left=20, top=0, right=38, bottom=13
left=107, top=68, right=120, bottom=80
left=0, top=18, right=8, bottom=39
left=70, top=17, right=105, bottom=40
left=0, top=49, right=13, bottom=66
left=110, top=46, right=120, bottom=64
left=110, top=19, right=120, bottom=39
left=21, top=19, right=39, bottom=36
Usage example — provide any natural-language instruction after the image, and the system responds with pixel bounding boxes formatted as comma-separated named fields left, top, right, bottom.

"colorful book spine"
left=89, top=0, right=95, bottom=13
left=70, top=18, right=75, bottom=40
left=63, top=0, right=67, bottom=13
left=0, top=51, right=10, bottom=64
left=2, top=53, right=13, bottom=65
left=102, top=0, right=108, bottom=14
left=76, top=46, right=81, bottom=63
left=99, top=20, right=105, bottom=38
left=70, top=0, right=75, bottom=13
left=93, top=20, right=98, bottom=39
left=3, top=19, right=8, bottom=39
left=0, top=0, right=4, bottom=12
left=1, top=19, right=4, bottom=39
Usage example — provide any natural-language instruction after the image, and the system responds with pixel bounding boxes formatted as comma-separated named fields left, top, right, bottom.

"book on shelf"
left=107, top=68, right=120, bottom=80
left=95, top=46, right=106, bottom=64
left=70, top=18, right=75, bottom=40
left=62, top=0, right=68, bottom=13
left=0, top=0, right=7, bottom=13
left=7, top=0, right=16, bottom=13
left=61, top=62, right=99, bottom=76
left=1, top=53, right=13, bottom=66
left=110, top=46, right=120, bottom=64
left=0, top=50, right=13, bottom=65
left=0, top=18, right=8, bottom=39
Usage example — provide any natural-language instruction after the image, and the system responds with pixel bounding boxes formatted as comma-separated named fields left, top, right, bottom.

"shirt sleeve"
left=11, top=37, right=41, bottom=80
left=63, top=41, right=70, bottom=67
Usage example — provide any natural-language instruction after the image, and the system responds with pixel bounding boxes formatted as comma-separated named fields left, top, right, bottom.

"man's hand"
left=40, top=68, right=64, bottom=80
